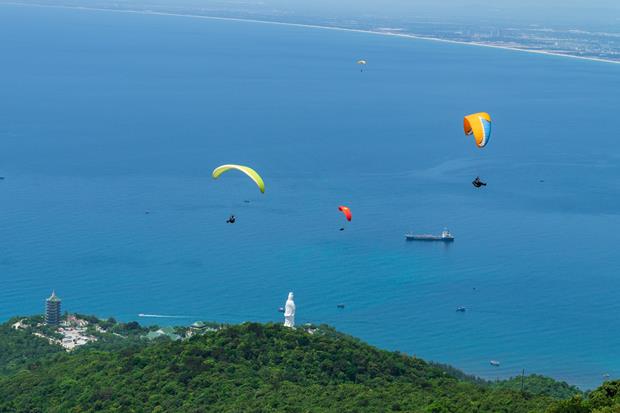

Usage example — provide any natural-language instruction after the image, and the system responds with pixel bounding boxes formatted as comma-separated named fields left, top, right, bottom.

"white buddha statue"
left=283, top=292, right=295, bottom=328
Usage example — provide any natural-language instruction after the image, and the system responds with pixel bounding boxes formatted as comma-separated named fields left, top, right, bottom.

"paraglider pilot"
left=472, top=176, right=487, bottom=188
left=226, top=215, right=236, bottom=224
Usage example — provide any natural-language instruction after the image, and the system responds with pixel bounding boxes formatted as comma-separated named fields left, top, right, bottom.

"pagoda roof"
left=47, top=290, right=61, bottom=302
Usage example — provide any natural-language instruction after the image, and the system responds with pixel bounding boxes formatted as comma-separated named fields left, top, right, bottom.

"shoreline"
left=0, top=0, right=616, bottom=393
left=3, top=314, right=589, bottom=391
left=2, top=1, right=620, bottom=66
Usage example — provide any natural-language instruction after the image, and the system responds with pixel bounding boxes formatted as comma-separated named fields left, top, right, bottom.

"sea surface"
left=1, top=4, right=619, bottom=390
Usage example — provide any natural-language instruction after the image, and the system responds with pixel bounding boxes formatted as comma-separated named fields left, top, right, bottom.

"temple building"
left=45, top=291, right=61, bottom=325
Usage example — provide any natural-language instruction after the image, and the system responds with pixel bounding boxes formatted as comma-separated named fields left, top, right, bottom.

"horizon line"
left=2, top=1, right=620, bottom=66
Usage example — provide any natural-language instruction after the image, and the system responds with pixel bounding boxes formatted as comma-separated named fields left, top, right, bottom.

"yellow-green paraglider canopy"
left=212, top=164, right=265, bottom=193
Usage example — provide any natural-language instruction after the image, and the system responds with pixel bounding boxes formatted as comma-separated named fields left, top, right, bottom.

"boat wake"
left=138, top=313, right=194, bottom=319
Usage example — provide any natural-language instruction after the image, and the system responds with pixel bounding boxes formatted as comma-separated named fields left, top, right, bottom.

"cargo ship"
left=405, top=228, right=454, bottom=242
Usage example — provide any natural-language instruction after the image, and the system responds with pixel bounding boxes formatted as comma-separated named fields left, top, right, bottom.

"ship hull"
left=405, top=235, right=454, bottom=242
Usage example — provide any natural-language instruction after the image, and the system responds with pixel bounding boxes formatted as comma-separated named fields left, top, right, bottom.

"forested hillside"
left=0, top=320, right=614, bottom=412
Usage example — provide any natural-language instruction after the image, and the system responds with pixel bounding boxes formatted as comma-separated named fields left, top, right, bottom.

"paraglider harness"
left=226, top=215, right=236, bottom=224
left=472, top=177, right=487, bottom=188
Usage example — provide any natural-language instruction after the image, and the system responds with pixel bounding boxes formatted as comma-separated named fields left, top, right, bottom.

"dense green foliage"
left=0, top=322, right=559, bottom=412
left=547, top=381, right=620, bottom=413
left=493, top=374, right=582, bottom=399
left=4, top=317, right=616, bottom=413
left=76, top=316, right=153, bottom=353
left=0, top=317, right=63, bottom=375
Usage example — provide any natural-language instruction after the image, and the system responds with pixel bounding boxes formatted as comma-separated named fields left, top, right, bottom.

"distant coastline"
left=3, top=1, right=620, bottom=65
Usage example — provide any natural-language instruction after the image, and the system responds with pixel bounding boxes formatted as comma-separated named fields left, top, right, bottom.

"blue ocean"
left=1, top=4, right=619, bottom=390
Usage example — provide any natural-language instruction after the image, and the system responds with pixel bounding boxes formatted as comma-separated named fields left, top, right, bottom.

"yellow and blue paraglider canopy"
left=212, top=164, right=265, bottom=193
left=356, top=59, right=367, bottom=65
left=463, top=112, right=492, bottom=148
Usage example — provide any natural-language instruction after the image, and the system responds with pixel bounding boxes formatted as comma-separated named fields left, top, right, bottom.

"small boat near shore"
left=406, top=228, right=454, bottom=242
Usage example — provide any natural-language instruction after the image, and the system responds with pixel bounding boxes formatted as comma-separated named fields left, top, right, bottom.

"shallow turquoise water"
left=0, top=4, right=619, bottom=389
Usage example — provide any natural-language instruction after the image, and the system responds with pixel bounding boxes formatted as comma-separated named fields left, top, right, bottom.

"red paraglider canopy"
left=338, top=206, right=352, bottom=221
